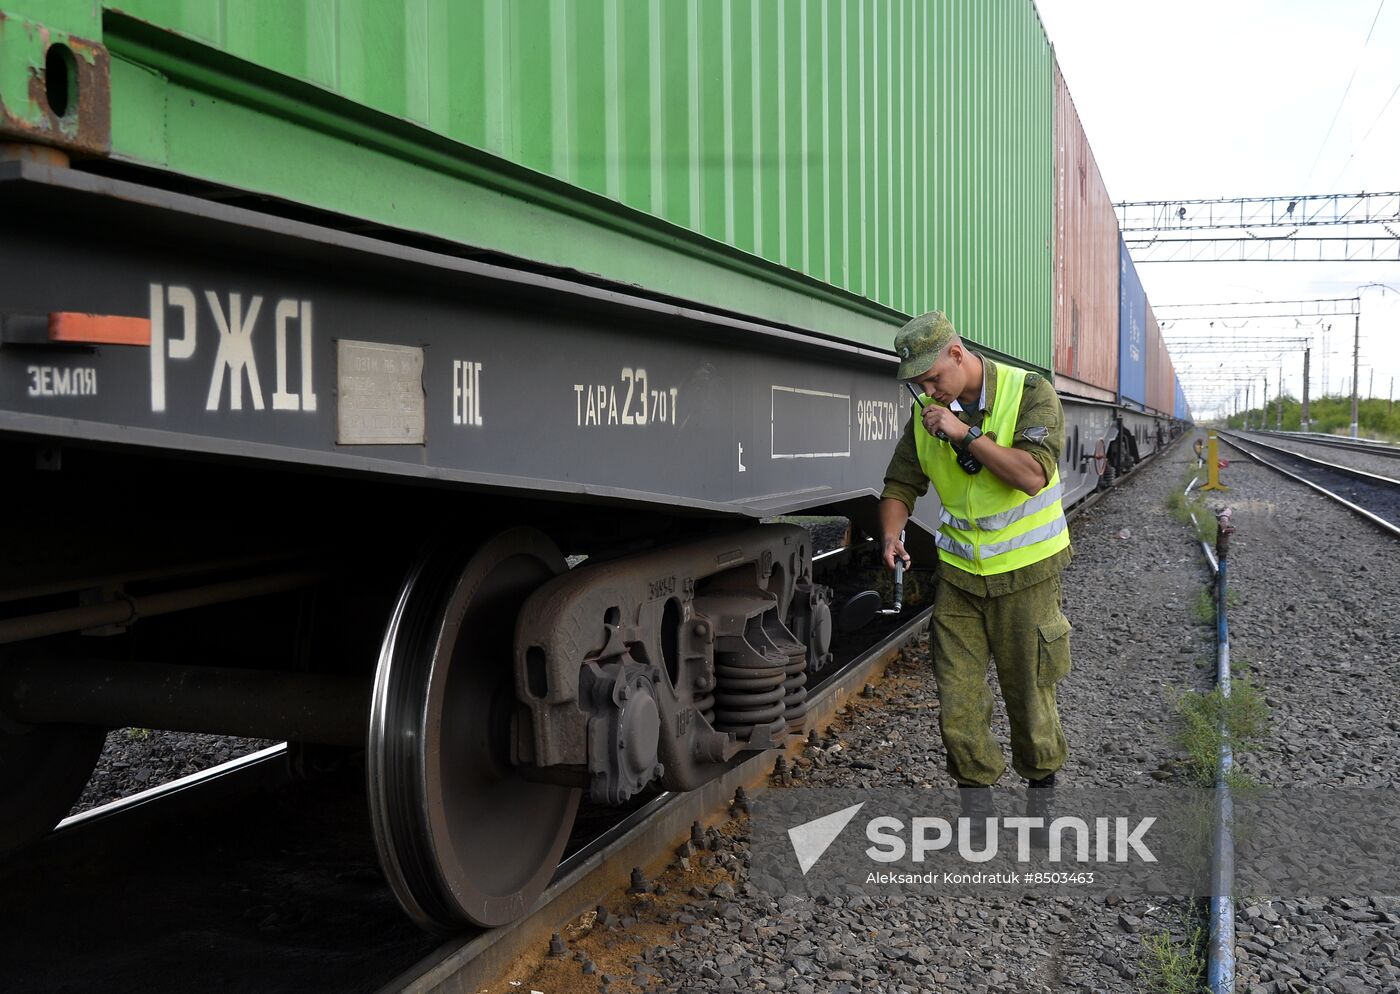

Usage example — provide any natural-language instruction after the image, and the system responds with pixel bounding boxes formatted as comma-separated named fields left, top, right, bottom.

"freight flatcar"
left=0, top=0, right=1184, bottom=932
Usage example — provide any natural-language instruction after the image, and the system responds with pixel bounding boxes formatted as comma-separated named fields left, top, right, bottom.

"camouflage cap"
left=893, top=310, right=957, bottom=379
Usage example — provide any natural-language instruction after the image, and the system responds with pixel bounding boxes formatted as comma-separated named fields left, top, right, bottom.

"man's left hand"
left=922, top=405, right=969, bottom=444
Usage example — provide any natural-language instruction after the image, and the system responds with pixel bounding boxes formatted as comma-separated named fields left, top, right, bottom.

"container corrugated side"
left=1118, top=238, right=1147, bottom=407
left=1153, top=308, right=1176, bottom=416
left=1052, top=59, right=1118, bottom=393
left=28, top=0, right=1054, bottom=365
left=1145, top=302, right=1172, bottom=415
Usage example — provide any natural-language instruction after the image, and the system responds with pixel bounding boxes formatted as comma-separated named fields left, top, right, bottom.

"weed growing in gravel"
left=1191, top=588, right=1216, bottom=625
left=1166, top=479, right=1218, bottom=545
left=1171, top=677, right=1270, bottom=785
left=1139, top=925, right=1206, bottom=994
left=1188, top=586, right=1238, bottom=626
left=1222, top=765, right=1261, bottom=790
left=125, top=727, right=151, bottom=741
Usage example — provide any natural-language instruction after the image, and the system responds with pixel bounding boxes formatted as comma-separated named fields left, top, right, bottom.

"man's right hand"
left=882, top=534, right=912, bottom=571
left=878, top=497, right=913, bottom=571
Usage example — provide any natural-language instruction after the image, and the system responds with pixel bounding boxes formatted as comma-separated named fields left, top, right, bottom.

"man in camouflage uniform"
left=879, top=311, right=1072, bottom=789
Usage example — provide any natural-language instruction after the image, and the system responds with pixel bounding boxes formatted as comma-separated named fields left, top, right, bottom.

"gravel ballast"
left=70, top=730, right=277, bottom=816
left=1245, top=432, right=1400, bottom=481
left=497, top=439, right=1238, bottom=994
left=1195, top=439, right=1400, bottom=994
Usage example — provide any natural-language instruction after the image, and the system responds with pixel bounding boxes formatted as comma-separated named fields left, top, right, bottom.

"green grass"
left=1222, top=764, right=1261, bottom=791
left=1192, top=508, right=1218, bottom=546
left=1171, top=676, right=1270, bottom=786
left=1189, top=586, right=1238, bottom=625
left=1190, top=588, right=1216, bottom=625
left=125, top=727, right=151, bottom=741
left=1167, top=476, right=1219, bottom=546
left=1139, top=926, right=1206, bottom=994
left=1225, top=394, right=1400, bottom=442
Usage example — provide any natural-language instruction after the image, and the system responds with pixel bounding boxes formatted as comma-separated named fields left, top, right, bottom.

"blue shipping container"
left=1118, top=238, right=1147, bottom=408
left=1175, top=380, right=1190, bottom=421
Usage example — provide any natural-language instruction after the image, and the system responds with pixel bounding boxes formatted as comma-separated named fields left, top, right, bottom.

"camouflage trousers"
left=930, top=573, right=1071, bottom=785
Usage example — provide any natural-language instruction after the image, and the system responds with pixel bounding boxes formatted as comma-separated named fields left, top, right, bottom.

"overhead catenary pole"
left=1301, top=348, right=1311, bottom=432
left=1322, top=324, right=1331, bottom=396
left=1351, top=314, right=1361, bottom=438
left=1277, top=362, right=1284, bottom=429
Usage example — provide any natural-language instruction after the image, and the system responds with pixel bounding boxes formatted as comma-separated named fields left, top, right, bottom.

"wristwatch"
left=958, top=425, right=983, bottom=451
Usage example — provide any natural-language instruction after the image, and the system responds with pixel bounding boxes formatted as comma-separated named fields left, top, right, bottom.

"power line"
left=1153, top=297, right=1360, bottom=319
left=1155, top=296, right=1358, bottom=309
left=1328, top=75, right=1400, bottom=189
left=1303, top=0, right=1389, bottom=189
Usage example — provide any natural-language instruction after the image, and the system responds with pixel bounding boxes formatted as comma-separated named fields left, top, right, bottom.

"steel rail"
left=1250, top=429, right=1400, bottom=461
left=1218, top=432, right=1400, bottom=538
left=23, top=744, right=293, bottom=869
left=1230, top=432, right=1400, bottom=486
left=378, top=602, right=935, bottom=994
left=380, top=436, right=1183, bottom=994
left=7, top=435, right=1179, bottom=994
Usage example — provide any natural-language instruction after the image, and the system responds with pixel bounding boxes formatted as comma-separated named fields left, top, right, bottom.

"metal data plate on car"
left=336, top=340, right=425, bottom=445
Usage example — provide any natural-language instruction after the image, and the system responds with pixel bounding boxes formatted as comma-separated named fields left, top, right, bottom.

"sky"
left=1036, top=0, right=1400, bottom=420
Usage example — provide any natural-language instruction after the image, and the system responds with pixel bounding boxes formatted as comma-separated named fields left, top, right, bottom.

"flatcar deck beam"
left=0, top=161, right=934, bottom=556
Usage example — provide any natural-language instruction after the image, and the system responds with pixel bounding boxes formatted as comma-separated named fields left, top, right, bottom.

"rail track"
left=383, top=591, right=933, bottom=994
left=1249, top=430, right=1400, bottom=462
left=0, top=551, right=933, bottom=994
left=0, top=438, right=1181, bottom=994
left=1217, top=431, right=1400, bottom=538
left=386, top=439, right=1182, bottom=994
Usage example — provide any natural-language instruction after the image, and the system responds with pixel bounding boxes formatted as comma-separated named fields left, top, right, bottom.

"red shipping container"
left=1145, top=303, right=1174, bottom=415
left=1052, top=60, right=1119, bottom=401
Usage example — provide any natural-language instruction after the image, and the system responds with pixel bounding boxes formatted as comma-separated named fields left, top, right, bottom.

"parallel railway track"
left=1249, top=430, right=1400, bottom=462
left=1217, top=431, right=1400, bottom=538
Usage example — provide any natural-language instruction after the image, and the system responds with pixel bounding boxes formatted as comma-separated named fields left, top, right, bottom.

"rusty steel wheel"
left=367, top=529, right=580, bottom=931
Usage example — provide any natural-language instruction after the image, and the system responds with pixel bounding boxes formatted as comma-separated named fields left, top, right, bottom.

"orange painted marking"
left=49, top=312, right=152, bottom=346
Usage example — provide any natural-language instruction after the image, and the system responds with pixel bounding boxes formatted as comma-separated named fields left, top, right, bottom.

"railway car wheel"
left=0, top=721, right=105, bottom=853
left=367, top=529, right=581, bottom=931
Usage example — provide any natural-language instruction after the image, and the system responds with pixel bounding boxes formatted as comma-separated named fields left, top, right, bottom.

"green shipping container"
left=1, top=0, right=1053, bottom=367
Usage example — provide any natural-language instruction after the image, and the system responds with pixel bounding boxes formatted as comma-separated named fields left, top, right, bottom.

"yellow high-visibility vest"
left=914, top=360, right=1069, bottom=576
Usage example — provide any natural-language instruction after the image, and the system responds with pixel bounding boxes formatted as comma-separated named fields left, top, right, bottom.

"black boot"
left=1025, top=773, right=1056, bottom=850
left=957, top=785, right=996, bottom=852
